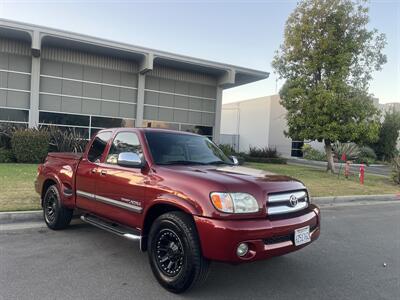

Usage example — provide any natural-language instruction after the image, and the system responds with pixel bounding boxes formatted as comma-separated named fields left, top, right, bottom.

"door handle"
left=100, top=170, right=107, bottom=176
left=91, top=168, right=97, bottom=174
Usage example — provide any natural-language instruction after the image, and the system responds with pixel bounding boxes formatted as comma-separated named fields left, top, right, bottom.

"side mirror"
left=230, top=155, right=239, bottom=166
left=117, top=152, right=143, bottom=168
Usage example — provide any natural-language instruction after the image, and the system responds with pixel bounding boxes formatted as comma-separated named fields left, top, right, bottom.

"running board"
left=80, top=214, right=142, bottom=247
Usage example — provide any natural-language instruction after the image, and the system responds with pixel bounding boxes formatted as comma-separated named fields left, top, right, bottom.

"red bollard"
left=359, top=164, right=365, bottom=185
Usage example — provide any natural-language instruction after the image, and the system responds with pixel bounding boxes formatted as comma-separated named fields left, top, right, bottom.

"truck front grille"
left=267, top=190, right=309, bottom=216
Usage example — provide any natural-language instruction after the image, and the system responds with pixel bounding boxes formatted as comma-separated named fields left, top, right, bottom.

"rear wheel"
left=148, top=211, right=210, bottom=293
left=43, top=185, right=73, bottom=230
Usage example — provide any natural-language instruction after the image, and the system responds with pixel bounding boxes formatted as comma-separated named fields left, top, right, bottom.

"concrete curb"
left=312, top=194, right=400, bottom=206
left=0, top=210, right=42, bottom=224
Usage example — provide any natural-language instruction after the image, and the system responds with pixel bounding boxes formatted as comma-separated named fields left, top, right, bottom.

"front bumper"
left=194, top=204, right=320, bottom=263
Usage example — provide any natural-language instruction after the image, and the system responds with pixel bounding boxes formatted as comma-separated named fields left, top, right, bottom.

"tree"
left=272, top=0, right=386, bottom=172
left=371, top=110, right=400, bottom=161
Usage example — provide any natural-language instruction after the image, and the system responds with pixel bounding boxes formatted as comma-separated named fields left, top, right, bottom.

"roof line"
left=0, top=18, right=269, bottom=77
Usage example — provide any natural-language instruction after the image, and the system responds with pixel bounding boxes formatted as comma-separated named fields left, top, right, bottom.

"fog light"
left=236, top=243, right=249, bottom=257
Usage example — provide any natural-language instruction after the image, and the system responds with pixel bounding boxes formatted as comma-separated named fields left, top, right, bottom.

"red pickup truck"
left=35, top=128, right=320, bottom=293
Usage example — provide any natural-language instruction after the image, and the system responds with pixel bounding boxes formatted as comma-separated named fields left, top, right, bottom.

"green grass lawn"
left=247, top=162, right=399, bottom=197
left=0, top=164, right=41, bottom=212
left=0, top=163, right=399, bottom=212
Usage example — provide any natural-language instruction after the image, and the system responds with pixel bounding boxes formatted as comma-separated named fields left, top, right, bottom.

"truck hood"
left=158, top=164, right=306, bottom=195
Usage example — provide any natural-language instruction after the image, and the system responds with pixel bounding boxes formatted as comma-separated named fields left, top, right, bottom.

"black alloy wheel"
left=43, top=185, right=73, bottom=230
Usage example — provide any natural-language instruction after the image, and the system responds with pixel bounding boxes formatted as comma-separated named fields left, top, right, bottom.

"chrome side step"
left=80, top=214, right=142, bottom=247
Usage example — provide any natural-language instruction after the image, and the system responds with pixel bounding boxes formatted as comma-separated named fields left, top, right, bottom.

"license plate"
left=294, top=226, right=311, bottom=246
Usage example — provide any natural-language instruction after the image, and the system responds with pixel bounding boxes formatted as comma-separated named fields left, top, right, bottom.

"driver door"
left=94, top=131, right=146, bottom=228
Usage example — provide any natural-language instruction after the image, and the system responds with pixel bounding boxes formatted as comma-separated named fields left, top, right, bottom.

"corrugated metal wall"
left=0, top=37, right=217, bottom=135
left=0, top=38, right=31, bottom=124
left=144, top=66, right=217, bottom=127
left=39, top=47, right=138, bottom=119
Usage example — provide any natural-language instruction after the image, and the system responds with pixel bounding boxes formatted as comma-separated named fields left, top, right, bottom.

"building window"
left=91, top=116, right=134, bottom=128
left=291, top=140, right=304, bottom=157
left=143, top=120, right=180, bottom=131
left=181, top=125, right=213, bottom=139
left=39, top=112, right=90, bottom=127
left=143, top=120, right=213, bottom=140
left=39, top=111, right=134, bottom=139
left=0, top=108, right=29, bottom=124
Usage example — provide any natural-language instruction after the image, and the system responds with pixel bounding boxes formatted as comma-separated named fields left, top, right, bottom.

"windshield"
left=145, top=131, right=233, bottom=166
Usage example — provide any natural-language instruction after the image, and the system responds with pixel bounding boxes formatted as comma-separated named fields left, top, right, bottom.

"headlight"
left=210, top=192, right=259, bottom=214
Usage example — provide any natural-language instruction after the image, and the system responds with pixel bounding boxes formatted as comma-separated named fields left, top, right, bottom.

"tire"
left=43, top=185, right=73, bottom=230
left=147, top=211, right=210, bottom=293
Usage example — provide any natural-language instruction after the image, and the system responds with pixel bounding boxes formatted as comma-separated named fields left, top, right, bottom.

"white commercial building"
left=220, top=95, right=299, bottom=157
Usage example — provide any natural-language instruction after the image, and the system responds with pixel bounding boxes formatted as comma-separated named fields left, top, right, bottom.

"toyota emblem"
left=289, top=194, right=298, bottom=207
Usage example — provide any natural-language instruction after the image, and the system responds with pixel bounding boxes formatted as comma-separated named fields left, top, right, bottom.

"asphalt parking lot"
left=1, top=203, right=399, bottom=300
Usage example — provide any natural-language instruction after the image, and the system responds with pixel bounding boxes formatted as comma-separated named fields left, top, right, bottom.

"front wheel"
left=43, top=185, right=73, bottom=230
left=148, top=211, right=210, bottom=293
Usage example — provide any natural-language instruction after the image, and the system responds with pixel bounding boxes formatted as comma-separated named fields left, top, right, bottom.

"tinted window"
left=180, top=125, right=213, bottom=137
left=87, top=131, right=112, bottom=162
left=91, top=116, right=135, bottom=128
left=39, top=112, right=89, bottom=126
left=0, top=108, right=29, bottom=122
left=145, top=131, right=232, bottom=165
left=106, top=132, right=142, bottom=164
left=142, top=120, right=179, bottom=130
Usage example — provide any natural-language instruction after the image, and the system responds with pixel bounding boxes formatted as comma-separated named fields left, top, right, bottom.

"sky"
left=0, top=0, right=398, bottom=104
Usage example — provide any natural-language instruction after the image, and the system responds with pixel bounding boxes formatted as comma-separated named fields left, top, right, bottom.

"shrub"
left=245, top=156, right=287, bottom=164
left=11, top=129, right=50, bottom=163
left=218, top=144, right=237, bottom=157
left=302, top=144, right=326, bottom=161
left=370, top=110, right=400, bottom=161
left=392, top=156, right=400, bottom=185
left=45, top=126, right=87, bottom=153
left=354, top=146, right=377, bottom=165
left=0, top=148, right=15, bottom=163
left=333, top=142, right=360, bottom=161
left=248, top=146, right=279, bottom=158
left=0, top=123, right=17, bottom=149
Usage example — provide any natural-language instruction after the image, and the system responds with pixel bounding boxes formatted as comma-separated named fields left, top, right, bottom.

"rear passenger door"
left=75, top=131, right=112, bottom=211
left=94, top=131, right=146, bottom=228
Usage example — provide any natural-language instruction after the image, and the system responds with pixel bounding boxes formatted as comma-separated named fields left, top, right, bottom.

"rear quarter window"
left=87, top=131, right=112, bottom=163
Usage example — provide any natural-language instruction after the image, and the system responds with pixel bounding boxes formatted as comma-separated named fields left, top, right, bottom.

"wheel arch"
left=141, top=202, right=196, bottom=252
left=41, top=177, right=60, bottom=207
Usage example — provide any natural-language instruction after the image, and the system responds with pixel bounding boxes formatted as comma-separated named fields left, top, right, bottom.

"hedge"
left=11, top=129, right=50, bottom=163
left=244, top=156, right=287, bottom=164
left=0, top=148, right=15, bottom=163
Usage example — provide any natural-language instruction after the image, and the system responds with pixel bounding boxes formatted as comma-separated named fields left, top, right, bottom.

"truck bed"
left=37, top=152, right=83, bottom=208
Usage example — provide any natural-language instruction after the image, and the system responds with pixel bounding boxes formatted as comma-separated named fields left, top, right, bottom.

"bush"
left=248, top=146, right=279, bottom=158
left=392, top=156, right=400, bottom=185
left=0, top=124, right=17, bottom=149
left=218, top=144, right=237, bottom=157
left=302, top=144, right=326, bottom=161
left=244, top=156, right=287, bottom=164
left=354, top=146, right=377, bottom=165
left=45, top=126, right=87, bottom=153
left=333, top=142, right=360, bottom=161
left=11, top=129, right=50, bottom=163
left=370, top=110, right=400, bottom=161
left=0, top=148, right=15, bottom=163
